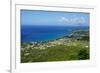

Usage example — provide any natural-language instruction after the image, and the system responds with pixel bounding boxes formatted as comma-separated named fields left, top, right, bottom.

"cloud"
left=59, top=17, right=86, bottom=25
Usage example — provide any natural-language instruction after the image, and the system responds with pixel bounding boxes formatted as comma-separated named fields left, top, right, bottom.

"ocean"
left=21, top=25, right=89, bottom=42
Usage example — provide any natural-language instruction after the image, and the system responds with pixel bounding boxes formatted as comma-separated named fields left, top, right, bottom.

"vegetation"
left=21, top=30, right=89, bottom=63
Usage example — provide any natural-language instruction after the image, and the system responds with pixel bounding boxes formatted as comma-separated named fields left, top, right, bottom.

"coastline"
left=21, top=30, right=89, bottom=63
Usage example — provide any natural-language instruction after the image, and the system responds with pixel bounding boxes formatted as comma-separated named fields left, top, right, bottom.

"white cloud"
left=59, top=17, right=86, bottom=25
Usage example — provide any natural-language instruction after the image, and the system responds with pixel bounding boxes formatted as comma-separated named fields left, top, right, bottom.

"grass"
left=21, top=40, right=89, bottom=63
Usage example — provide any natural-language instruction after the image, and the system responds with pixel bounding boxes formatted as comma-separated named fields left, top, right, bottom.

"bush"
left=78, top=49, right=89, bottom=60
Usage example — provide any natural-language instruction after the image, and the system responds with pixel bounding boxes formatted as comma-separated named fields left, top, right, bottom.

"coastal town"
left=21, top=38, right=71, bottom=50
left=21, top=30, right=89, bottom=50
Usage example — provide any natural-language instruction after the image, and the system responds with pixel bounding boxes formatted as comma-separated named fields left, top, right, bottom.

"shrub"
left=78, top=49, right=89, bottom=60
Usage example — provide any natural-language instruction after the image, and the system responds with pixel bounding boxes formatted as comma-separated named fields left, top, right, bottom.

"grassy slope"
left=21, top=40, right=89, bottom=63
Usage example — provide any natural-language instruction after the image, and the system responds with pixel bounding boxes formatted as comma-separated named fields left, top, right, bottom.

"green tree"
left=78, top=49, right=89, bottom=60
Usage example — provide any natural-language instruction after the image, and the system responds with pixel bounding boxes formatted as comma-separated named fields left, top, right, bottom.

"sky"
left=21, top=10, right=89, bottom=26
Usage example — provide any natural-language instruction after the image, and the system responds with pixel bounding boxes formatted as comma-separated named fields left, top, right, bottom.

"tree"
left=78, top=49, right=89, bottom=60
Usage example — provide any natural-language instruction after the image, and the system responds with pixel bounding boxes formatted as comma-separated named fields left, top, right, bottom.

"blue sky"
left=21, top=10, right=89, bottom=26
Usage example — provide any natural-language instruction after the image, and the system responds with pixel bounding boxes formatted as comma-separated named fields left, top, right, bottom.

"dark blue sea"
left=21, top=25, right=89, bottom=42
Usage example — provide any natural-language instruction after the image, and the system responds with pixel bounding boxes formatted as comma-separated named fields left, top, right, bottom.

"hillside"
left=21, top=30, right=89, bottom=63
